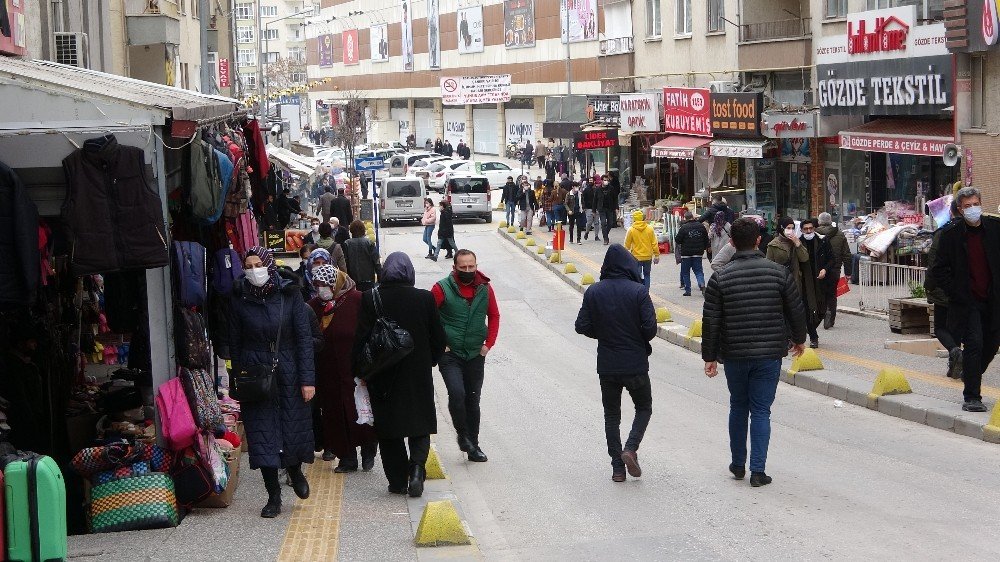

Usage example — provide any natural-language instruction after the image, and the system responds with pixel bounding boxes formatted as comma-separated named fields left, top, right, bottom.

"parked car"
left=379, top=177, right=426, bottom=225
left=425, top=160, right=462, bottom=192
left=411, top=155, right=456, bottom=186
left=445, top=173, right=492, bottom=223
left=451, top=160, right=515, bottom=190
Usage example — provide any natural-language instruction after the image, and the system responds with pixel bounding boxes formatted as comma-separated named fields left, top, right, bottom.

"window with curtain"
left=707, top=0, right=725, bottom=33
left=646, top=0, right=662, bottom=38
left=675, top=0, right=692, bottom=35
left=234, top=3, right=253, bottom=19
left=236, top=27, right=254, bottom=43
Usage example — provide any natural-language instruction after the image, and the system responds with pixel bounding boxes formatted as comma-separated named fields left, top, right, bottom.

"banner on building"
left=318, top=34, right=334, bottom=67
left=371, top=24, right=389, bottom=63
left=619, top=93, right=659, bottom=132
left=401, top=0, right=415, bottom=71
left=710, top=92, right=763, bottom=138
left=427, top=0, right=442, bottom=69
left=504, top=0, right=535, bottom=49
left=663, top=87, right=712, bottom=137
left=218, top=58, right=230, bottom=88
left=343, top=29, right=359, bottom=65
left=560, top=0, right=597, bottom=43
left=458, top=5, right=484, bottom=54
left=441, top=75, right=512, bottom=105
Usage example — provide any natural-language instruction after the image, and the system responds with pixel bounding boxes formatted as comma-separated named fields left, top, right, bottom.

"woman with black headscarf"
left=229, top=246, right=316, bottom=518
left=353, top=252, right=446, bottom=497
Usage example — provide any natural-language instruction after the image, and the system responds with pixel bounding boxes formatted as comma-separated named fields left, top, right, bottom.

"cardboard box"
left=195, top=452, right=241, bottom=508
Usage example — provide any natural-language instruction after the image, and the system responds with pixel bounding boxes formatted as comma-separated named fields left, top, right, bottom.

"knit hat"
left=632, top=210, right=644, bottom=221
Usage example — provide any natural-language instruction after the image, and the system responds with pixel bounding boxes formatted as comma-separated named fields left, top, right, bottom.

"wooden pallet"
left=888, top=298, right=933, bottom=335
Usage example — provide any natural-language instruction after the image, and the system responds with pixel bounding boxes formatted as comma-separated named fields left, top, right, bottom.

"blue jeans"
left=600, top=209, right=615, bottom=240
left=505, top=203, right=516, bottom=225
left=434, top=237, right=457, bottom=258
left=638, top=259, right=652, bottom=289
left=680, top=256, right=704, bottom=293
left=553, top=204, right=566, bottom=225
left=422, top=225, right=435, bottom=254
left=545, top=209, right=556, bottom=231
left=724, top=358, right=781, bottom=473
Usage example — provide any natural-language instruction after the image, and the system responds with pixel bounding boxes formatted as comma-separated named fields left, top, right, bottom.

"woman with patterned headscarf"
left=229, top=246, right=316, bottom=518
left=307, top=265, right=378, bottom=471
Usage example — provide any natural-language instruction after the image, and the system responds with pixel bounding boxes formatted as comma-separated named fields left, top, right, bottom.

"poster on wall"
left=428, top=0, right=441, bottom=69
left=505, top=109, right=535, bottom=144
left=560, top=0, right=597, bottom=43
left=401, top=0, right=415, bottom=71
left=0, top=0, right=25, bottom=56
left=504, top=0, right=535, bottom=49
left=457, top=5, right=484, bottom=54
left=443, top=108, right=467, bottom=147
left=342, top=29, right=359, bottom=65
left=318, top=34, right=334, bottom=67
left=780, top=138, right=811, bottom=163
left=441, top=75, right=512, bottom=105
left=370, top=24, right=389, bottom=63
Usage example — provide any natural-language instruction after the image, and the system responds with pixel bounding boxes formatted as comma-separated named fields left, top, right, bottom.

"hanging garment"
left=0, top=161, right=40, bottom=309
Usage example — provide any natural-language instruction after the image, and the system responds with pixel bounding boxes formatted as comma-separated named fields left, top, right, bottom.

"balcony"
left=125, top=0, right=180, bottom=46
left=738, top=18, right=811, bottom=70
left=600, top=36, right=634, bottom=56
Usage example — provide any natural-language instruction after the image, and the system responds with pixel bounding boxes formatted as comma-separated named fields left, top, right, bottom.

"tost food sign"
left=709, top=92, right=763, bottom=138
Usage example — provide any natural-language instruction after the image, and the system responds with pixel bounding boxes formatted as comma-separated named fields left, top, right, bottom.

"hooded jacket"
left=816, top=224, right=851, bottom=273
left=0, top=162, right=39, bottom=309
left=501, top=180, right=518, bottom=204
left=575, top=245, right=657, bottom=376
left=625, top=211, right=660, bottom=262
left=675, top=219, right=709, bottom=257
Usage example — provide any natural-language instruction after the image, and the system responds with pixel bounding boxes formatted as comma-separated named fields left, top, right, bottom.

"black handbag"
left=357, top=287, right=414, bottom=381
left=230, top=296, right=283, bottom=403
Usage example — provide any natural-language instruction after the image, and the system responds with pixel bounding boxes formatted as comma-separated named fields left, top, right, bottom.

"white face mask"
left=316, top=286, right=334, bottom=301
left=246, top=267, right=270, bottom=287
left=311, top=224, right=319, bottom=232
left=803, top=232, right=815, bottom=240
left=784, top=227, right=795, bottom=238
left=964, top=205, right=983, bottom=224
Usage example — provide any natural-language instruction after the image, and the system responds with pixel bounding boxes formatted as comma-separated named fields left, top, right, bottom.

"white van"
left=445, top=173, right=492, bottom=223
left=379, top=177, right=427, bottom=225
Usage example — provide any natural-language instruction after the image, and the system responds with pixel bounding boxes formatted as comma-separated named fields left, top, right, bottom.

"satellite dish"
left=942, top=143, right=960, bottom=167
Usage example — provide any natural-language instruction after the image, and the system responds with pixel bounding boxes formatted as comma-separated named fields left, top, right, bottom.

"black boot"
left=408, top=463, right=426, bottom=497
left=361, top=442, right=378, bottom=472
left=456, top=433, right=474, bottom=453
left=287, top=465, right=310, bottom=499
left=261, top=469, right=282, bottom=518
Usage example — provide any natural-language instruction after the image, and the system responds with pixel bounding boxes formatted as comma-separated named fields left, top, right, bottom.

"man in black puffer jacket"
left=575, top=244, right=657, bottom=483
left=702, top=218, right=806, bottom=489
left=675, top=211, right=709, bottom=295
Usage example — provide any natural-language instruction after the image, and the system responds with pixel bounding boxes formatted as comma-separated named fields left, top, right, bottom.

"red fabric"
left=242, top=119, right=270, bottom=180
left=431, top=272, right=501, bottom=349
left=308, top=291, right=376, bottom=455
left=967, top=227, right=991, bottom=302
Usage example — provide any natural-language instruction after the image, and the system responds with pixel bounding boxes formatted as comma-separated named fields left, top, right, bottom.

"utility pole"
left=256, top=0, right=263, bottom=118
left=564, top=0, right=572, bottom=95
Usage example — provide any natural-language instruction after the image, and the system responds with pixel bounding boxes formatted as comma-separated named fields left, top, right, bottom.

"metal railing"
left=856, top=259, right=927, bottom=314
left=600, top=36, right=634, bottom=56
left=739, top=18, right=812, bottom=43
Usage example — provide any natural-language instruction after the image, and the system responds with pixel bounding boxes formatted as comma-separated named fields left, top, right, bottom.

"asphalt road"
left=383, top=214, right=1000, bottom=560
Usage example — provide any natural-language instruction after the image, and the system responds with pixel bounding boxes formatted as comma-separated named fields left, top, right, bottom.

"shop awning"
left=709, top=139, right=768, bottom=159
left=267, top=145, right=319, bottom=178
left=650, top=135, right=711, bottom=159
left=839, top=119, right=954, bottom=157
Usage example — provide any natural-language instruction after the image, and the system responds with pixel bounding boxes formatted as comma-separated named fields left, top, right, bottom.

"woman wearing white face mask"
left=307, top=264, right=379, bottom=472
left=766, top=217, right=824, bottom=348
left=229, top=246, right=316, bottom=518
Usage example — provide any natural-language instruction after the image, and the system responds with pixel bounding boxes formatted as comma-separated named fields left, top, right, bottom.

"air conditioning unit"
left=709, top=81, right=738, bottom=93
left=54, top=32, right=89, bottom=69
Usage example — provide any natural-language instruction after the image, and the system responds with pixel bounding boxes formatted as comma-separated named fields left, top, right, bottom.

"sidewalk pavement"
left=497, top=224, right=1000, bottom=444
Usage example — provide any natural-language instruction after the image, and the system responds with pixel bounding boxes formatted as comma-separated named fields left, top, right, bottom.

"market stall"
left=0, top=58, right=266, bottom=537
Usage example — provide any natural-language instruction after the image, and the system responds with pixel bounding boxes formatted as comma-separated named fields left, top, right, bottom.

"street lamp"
left=260, top=6, right=314, bottom=121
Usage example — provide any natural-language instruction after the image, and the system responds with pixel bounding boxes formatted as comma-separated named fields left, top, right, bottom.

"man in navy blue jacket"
left=575, top=244, right=657, bottom=482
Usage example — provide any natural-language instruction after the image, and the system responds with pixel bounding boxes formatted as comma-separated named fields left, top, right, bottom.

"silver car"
left=379, top=177, right=426, bottom=225
left=445, top=173, right=493, bottom=223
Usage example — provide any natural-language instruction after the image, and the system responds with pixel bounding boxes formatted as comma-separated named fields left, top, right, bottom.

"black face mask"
left=457, top=270, right=476, bottom=284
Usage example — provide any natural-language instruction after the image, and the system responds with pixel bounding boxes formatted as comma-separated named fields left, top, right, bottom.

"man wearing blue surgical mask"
left=931, top=187, right=1000, bottom=413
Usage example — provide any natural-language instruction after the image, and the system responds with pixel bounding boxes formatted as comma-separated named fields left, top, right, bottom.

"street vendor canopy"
left=650, top=135, right=711, bottom=160
left=839, top=119, right=954, bottom=157
left=267, top=145, right=319, bottom=178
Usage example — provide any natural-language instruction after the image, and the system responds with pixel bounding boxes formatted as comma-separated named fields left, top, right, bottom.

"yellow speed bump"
left=414, top=500, right=471, bottom=547
left=868, top=368, right=912, bottom=400
left=549, top=251, right=561, bottom=263
left=525, top=237, right=536, bottom=246
left=655, top=307, right=672, bottom=323
left=564, top=263, right=577, bottom=274
left=515, top=231, right=526, bottom=239
left=984, top=403, right=1000, bottom=443
left=686, top=319, right=703, bottom=339
left=506, top=226, right=517, bottom=233
left=536, top=246, right=546, bottom=254
left=498, top=221, right=508, bottom=228
left=789, top=348, right=824, bottom=375
left=581, top=273, right=595, bottom=285
left=424, top=445, right=446, bottom=480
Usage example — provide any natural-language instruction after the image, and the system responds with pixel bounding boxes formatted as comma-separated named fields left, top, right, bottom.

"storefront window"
left=841, top=149, right=868, bottom=220
left=823, top=144, right=841, bottom=223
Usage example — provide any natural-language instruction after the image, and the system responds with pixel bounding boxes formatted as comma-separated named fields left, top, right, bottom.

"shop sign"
left=663, top=87, right=711, bottom=137
left=815, top=7, right=946, bottom=65
left=619, top=93, right=659, bottom=133
left=218, top=58, right=230, bottom=88
left=574, top=129, right=619, bottom=151
left=762, top=111, right=816, bottom=138
left=586, top=95, right=621, bottom=124
left=817, top=55, right=952, bottom=117
left=503, top=0, right=535, bottom=49
left=318, top=34, right=335, bottom=67
left=343, top=29, right=359, bottom=65
left=440, top=74, right=512, bottom=105
left=710, top=92, right=763, bottom=138
left=848, top=12, right=908, bottom=55
left=839, top=132, right=952, bottom=157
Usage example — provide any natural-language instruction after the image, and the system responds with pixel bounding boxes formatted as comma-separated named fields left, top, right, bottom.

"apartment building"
left=233, top=1, right=317, bottom=107
left=305, top=0, right=602, bottom=156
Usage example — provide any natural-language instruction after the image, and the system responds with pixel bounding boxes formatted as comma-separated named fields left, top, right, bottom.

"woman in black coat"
left=431, top=199, right=456, bottom=261
left=353, top=252, right=446, bottom=496
left=228, top=246, right=316, bottom=518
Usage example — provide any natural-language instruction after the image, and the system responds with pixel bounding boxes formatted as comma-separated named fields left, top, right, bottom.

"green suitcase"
left=5, top=454, right=67, bottom=562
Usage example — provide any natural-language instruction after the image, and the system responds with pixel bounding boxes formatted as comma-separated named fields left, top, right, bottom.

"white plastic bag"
left=354, top=378, right=374, bottom=426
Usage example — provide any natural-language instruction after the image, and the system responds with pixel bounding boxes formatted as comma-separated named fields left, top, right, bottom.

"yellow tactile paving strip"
left=528, top=232, right=1000, bottom=398
left=277, top=461, right=344, bottom=561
